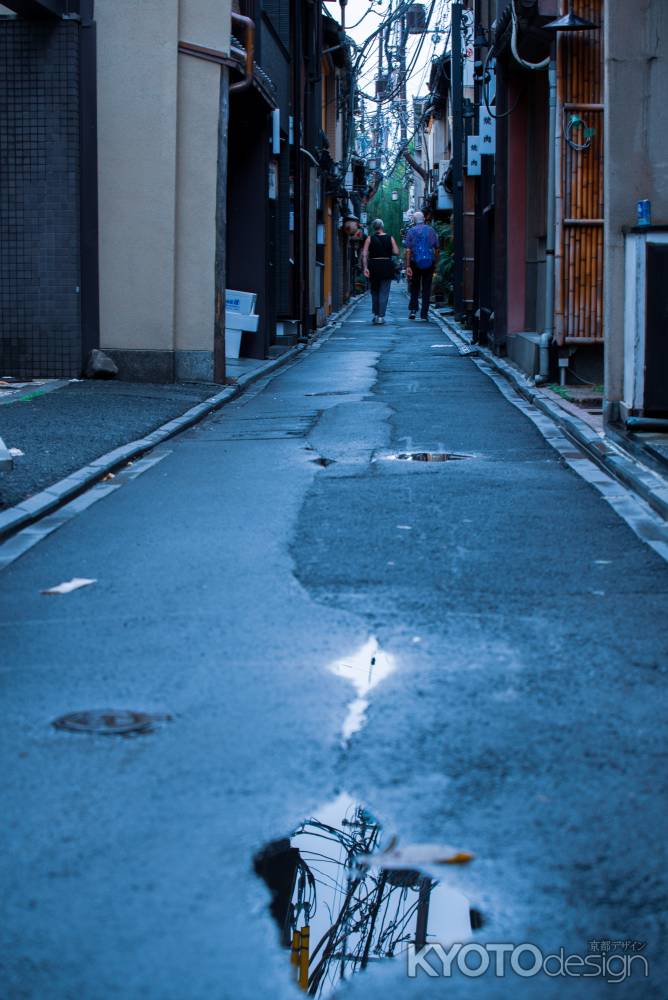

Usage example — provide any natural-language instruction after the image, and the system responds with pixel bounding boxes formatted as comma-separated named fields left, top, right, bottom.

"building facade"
left=0, top=0, right=364, bottom=382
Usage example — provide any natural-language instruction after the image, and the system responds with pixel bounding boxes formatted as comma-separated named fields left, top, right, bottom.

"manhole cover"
left=394, top=451, right=471, bottom=462
left=52, top=709, right=163, bottom=735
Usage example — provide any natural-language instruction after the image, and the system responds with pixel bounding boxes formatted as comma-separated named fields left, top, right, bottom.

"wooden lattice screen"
left=555, top=0, right=604, bottom=346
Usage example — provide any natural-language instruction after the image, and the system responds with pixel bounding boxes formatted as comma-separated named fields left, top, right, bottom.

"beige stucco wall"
left=173, top=53, right=220, bottom=353
left=174, top=0, right=230, bottom=356
left=96, top=0, right=179, bottom=353
left=604, top=0, right=668, bottom=409
left=96, top=0, right=231, bottom=362
left=179, top=0, right=230, bottom=53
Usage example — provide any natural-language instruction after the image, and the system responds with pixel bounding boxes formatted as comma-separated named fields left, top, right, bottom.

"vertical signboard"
left=466, top=136, right=481, bottom=176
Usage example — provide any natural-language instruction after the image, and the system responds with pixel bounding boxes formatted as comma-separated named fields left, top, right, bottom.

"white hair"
left=372, top=218, right=384, bottom=231
left=413, top=211, right=425, bottom=224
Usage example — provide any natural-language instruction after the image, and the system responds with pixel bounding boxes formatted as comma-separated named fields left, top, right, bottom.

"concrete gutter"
left=0, top=297, right=360, bottom=544
left=432, top=308, right=668, bottom=523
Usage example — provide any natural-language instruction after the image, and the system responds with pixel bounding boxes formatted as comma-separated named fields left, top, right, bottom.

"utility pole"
left=399, top=12, right=408, bottom=147
left=451, top=1, right=464, bottom=319
left=376, top=5, right=383, bottom=173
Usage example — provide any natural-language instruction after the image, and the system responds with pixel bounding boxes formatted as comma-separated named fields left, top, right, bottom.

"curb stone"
left=0, top=296, right=362, bottom=544
left=430, top=307, right=668, bottom=524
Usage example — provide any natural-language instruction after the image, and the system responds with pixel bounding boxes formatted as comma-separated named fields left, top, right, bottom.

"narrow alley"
left=2, top=286, right=666, bottom=997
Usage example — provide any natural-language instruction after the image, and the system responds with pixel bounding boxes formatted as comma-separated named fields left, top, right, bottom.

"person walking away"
left=362, top=219, right=400, bottom=325
left=405, top=211, right=439, bottom=321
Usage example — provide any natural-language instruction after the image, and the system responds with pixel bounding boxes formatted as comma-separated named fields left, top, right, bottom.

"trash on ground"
left=85, top=348, right=118, bottom=380
left=41, top=578, right=97, bottom=595
left=8, top=448, right=24, bottom=457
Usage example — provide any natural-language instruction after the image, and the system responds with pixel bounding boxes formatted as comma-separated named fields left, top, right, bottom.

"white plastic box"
left=225, top=289, right=259, bottom=358
left=225, top=290, right=256, bottom=315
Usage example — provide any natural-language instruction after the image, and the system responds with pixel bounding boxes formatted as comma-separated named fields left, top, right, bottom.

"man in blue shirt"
left=404, top=211, right=439, bottom=321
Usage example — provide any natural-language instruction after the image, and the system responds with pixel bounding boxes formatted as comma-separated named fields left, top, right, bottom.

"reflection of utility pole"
left=360, top=872, right=388, bottom=970
left=451, top=1, right=464, bottom=318
left=414, top=876, right=432, bottom=951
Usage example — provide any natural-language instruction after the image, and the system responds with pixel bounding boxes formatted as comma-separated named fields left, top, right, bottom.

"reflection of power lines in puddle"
left=329, top=637, right=395, bottom=742
left=254, top=792, right=478, bottom=998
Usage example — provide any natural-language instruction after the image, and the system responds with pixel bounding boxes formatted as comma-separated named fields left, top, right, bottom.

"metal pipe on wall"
left=537, top=56, right=557, bottom=384
left=229, top=13, right=255, bottom=95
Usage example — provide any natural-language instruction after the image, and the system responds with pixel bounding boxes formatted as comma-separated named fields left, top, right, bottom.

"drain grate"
left=394, top=451, right=471, bottom=463
left=52, top=709, right=169, bottom=735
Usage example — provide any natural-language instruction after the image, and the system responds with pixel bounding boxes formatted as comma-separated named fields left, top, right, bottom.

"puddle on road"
left=254, top=794, right=476, bottom=998
left=304, top=391, right=354, bottom=397
left=387, top=452, right=473, bottom=463
left=328, top=638, right=395, bottom=741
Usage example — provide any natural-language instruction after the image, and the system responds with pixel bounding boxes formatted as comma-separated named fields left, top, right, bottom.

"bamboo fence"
left=555, top=0, right=604, bottom=346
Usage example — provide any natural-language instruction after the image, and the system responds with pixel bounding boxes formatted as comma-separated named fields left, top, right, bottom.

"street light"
left=543, top=1, right=599, bottom=32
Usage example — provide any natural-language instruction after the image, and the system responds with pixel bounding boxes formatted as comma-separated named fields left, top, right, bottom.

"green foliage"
left=366, top=160, right=409, bottom=242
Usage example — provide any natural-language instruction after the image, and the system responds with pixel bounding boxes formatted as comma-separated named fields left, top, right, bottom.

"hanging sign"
left=437, top=160, right=453, bottom=209
left=268, top=162, right=278, bottom=200
left=478, top=106, right=496, bottom=155
left=466, top=136, right=482, bottom=176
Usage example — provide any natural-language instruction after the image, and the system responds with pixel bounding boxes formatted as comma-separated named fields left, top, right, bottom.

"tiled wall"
left=0, top=19, right=81, bottom=378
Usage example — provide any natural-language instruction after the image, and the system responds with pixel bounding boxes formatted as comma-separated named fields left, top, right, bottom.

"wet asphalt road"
left=1, top=286, right=667, bottom=999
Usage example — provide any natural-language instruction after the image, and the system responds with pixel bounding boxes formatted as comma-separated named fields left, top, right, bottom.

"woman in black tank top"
left=362, top=219, right=400, bottom=324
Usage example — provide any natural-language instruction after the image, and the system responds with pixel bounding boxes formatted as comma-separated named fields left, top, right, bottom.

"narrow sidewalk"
left=432, top=306, right=668, bottom=523
left=0, top=299, right=361, bottom=541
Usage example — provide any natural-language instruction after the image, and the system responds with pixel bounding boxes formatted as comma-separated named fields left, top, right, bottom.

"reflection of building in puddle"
left=254, top=793, right=475, bottom=997
left=329, top=638, right=395, bottom=740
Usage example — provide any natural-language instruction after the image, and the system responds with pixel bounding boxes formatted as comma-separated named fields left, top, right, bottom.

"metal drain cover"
left=52, top=709, right=160, bottom=735
left=394, top=452, right=470, bottom=462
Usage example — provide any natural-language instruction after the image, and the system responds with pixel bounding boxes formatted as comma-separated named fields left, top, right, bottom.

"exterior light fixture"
left=543, top=1, right=599, bottom=31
